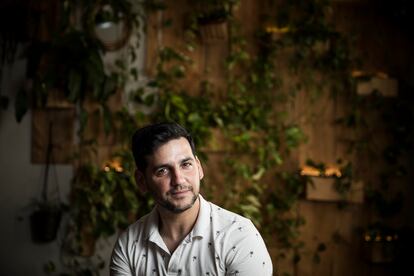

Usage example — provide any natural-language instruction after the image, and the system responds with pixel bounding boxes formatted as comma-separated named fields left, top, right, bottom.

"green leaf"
left=188, top=112, right=201, bottom=123
left=285, top=126, right=305, bottom=149
left=272, top=152, right=284, bottom=165
left=102, top=194, right=113, bottom=208
left=246, top=194, right=261, bottom=207
left=252, top=167, right=265, bottom=181
left=170, top=95, right=188, bottom=112
left=240, top=204, right=260, bottom=216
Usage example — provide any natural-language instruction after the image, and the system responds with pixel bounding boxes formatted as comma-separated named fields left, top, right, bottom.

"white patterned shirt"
left=110, top=195, right=273, bottom=276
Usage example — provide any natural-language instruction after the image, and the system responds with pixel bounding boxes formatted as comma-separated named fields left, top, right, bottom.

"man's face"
left=140, top=137, right=204, bottom=213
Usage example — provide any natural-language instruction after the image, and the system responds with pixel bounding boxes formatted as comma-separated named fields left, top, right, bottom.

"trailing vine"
left=8, top=0, right=411, bottom=275
left=136, top=0, right=354, bottom=272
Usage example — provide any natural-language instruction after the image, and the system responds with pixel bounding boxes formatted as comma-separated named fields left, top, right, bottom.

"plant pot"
left=305, top=177, right=364, bottom=203
left=355, top=73, right=398, bottom=97
left=30, top=208, right=62, bottom=243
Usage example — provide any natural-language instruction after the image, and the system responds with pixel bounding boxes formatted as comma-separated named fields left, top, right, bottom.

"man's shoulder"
left=206, top=199, right=255, bottom=231
left=117, top=211, right=153, bottom=241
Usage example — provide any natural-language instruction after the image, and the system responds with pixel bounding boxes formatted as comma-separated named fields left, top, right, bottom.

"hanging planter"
left=30, top=121, right=64, bottom=243
left=84, top=2, right=133, bottom=52
left=30, top=204, right=62, bottom=243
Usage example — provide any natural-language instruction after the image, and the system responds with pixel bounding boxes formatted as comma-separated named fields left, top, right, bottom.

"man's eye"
left=182, top=162, right=193, bottom=168
left=155, top=168, right=168, bottom=176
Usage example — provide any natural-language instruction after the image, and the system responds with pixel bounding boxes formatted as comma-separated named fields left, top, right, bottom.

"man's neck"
left=157, top=197, right=200, bottom=253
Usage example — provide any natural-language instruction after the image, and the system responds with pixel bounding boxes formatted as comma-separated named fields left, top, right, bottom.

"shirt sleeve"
left=110, top=232, right=133, bottom=276
left=223, top=220, right=273, bottom=276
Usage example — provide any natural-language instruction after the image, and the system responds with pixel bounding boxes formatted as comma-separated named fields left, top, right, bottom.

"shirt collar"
left=145, top=194, right=211, bottom=243
left=192, top=194, right=210, bottom=238
left=146, top=207, right=162, bottom=242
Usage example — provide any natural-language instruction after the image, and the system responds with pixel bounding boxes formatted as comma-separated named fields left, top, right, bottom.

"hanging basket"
left=30, top=207, right=62, bottom=243
left=30, top=121, right=63, bottom=243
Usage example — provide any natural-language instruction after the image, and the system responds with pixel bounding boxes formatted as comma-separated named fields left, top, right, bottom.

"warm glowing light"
left=103, top=158, right=123, bottom=172
left=351, top=70, right=389, bottom=79
left=265, top=26, right=290, bottom=34
left=364, top=232, right=398, bottom=243
left=351, top=70, right=365, bottom=77
left=325, top=167, right=342, bottom=177
left=376, top=71, right=389, bottom=79
left=300, top=165, right=342, bottom=177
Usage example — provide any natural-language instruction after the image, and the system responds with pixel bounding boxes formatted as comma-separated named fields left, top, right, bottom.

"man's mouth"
left=171, top=189, right=190, bottom=195
left=169, top=186, right=192, bottom=196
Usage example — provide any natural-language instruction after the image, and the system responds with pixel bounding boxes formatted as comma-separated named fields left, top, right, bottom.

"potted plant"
left=301, top=160, right=364, bottom=203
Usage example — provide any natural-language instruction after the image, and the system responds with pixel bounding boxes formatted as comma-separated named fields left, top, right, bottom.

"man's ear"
left=135, top=169, right=148, bottom=194
left=195, top=156, right=204, bottom=180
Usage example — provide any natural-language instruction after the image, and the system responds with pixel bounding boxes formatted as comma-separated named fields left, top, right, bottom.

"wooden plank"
left=31, top=108, right=75, bottom=164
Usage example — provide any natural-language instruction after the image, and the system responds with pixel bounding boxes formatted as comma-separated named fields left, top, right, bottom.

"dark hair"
left=132, top=122, right=196, bottom=171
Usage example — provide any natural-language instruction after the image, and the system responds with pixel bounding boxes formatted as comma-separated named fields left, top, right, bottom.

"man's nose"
left=171, top=168, right=185, bottom=186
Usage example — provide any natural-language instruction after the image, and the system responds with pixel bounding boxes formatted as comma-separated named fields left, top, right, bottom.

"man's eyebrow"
left=181, top=157, right=195, bottom=163
left=152, top=156, right=194, bottom=171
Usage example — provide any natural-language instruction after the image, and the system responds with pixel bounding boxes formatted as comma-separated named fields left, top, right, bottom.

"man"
left=110, top=122, right=273, bottom=275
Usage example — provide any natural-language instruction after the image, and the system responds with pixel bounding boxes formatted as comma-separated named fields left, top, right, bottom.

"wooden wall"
left=144, top=1, right=413, bottom=275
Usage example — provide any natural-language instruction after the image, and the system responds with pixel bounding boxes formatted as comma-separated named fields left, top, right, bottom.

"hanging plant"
left=30, top=122, right=66, bottom=243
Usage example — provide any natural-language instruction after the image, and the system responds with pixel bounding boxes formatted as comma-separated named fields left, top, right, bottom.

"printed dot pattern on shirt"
left=109, top=195, right=272, bottom=275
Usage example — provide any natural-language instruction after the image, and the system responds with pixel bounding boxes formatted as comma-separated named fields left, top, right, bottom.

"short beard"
left=159, top=193, right=198, bottom=214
